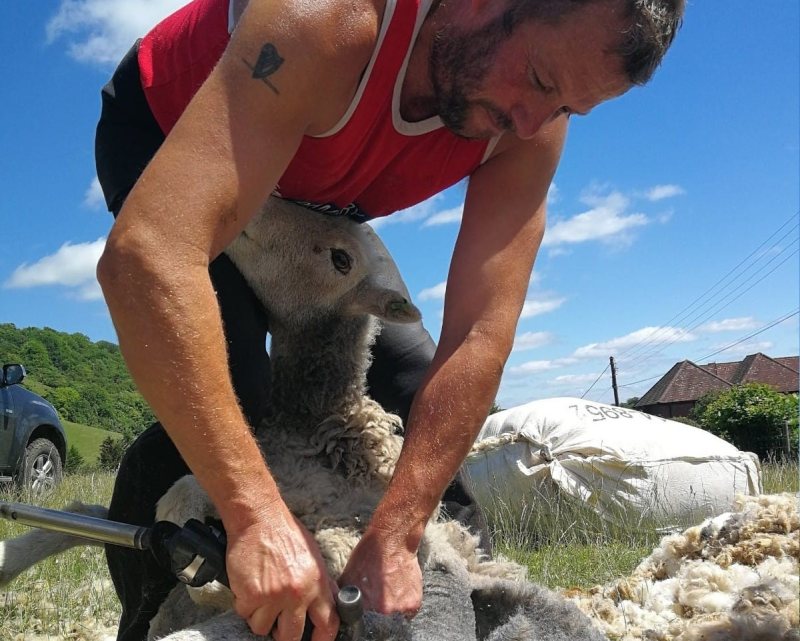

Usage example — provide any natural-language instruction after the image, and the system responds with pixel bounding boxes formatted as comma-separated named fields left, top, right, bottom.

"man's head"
left=503, top=0, right=685, bottom=86
left=429, top=0, right=685, bottom=139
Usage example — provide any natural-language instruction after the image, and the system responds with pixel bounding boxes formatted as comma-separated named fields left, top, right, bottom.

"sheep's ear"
left=341, top=283, right=421, bottom=323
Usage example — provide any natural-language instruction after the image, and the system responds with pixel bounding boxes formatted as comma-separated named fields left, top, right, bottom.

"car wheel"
left=19, top=438, right=63, bottom=495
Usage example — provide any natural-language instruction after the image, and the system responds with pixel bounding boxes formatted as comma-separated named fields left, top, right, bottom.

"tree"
left=696, top=383, right=798, bottom=460
left=690, top=388, right=725, bottom=423
left=0, top=323, right=153, bottom=436
left=65, top=445, right=85, bottom=474
left=50, top=386, right=82, bottom=423
left=97, top=436, right=128, bottom=471
left=621, top=396, right=640, bottom=409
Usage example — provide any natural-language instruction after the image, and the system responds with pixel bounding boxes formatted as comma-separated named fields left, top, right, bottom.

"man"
left=95, top=0, right=684, bottom=640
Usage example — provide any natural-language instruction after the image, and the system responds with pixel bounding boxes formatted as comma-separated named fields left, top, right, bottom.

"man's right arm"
left=96, top=2, right=381, bottom=639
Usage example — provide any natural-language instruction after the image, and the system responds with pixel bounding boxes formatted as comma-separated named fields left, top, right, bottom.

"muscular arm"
left=340, top=118, right=568, bottom=612
left=96, top=2, right=380, bottom=638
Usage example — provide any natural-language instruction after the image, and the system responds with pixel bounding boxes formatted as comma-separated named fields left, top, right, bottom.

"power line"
left=568, top=211, right=798, bottom=402
left=617, top=308, right=799, bottom=391
left=616, top=212, right=799, bottom=362
left=696, top=308, right=799, bottom=362
left=630, top=242, right=798, bottom=367
left=580, top=363, right=610, bottom=399
left=620, top=221, right=797, bottom=363
left=618, top=373, right=663, bottom=389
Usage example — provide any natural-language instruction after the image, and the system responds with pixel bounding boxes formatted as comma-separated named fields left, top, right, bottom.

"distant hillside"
left=0, top=323, right=154, bottom=435
left=64, top=420, right=123, bottom=464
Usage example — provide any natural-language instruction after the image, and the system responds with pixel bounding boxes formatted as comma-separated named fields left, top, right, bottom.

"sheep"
left=0, top=197, right=608, bottom=641
left=147, top=198, right=607, bottom=641
left=566, top=492, right=799, bottom=641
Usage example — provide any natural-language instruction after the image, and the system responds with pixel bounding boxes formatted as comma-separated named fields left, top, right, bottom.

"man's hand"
left=226, top=509, right=340, bottom=641
left=338, top=527, right=422, bottom=617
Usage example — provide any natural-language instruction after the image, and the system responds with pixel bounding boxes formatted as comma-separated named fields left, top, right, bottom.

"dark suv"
left=0, top=364, right=66, bottom=493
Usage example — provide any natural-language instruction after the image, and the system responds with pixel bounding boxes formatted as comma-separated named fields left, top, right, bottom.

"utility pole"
left=610, top=356, right=620, bottom=406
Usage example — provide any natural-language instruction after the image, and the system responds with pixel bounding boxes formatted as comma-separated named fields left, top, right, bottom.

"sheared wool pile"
left=566, top=493, right=799, bottom=640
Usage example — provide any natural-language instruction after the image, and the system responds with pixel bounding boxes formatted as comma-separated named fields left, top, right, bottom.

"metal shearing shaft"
left=0, top=501, right=151, bottom=550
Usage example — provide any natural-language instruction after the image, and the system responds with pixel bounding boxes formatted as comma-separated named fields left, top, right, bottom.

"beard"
left=429, top=17, right=513, bottom=139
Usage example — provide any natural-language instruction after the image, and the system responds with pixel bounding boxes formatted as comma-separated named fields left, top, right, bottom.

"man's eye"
left=528, top=67, right=553, bottom=93
left=529, top=67, right=547, bottom=92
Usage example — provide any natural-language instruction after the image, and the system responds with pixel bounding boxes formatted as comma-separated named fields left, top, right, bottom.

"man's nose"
left=509, top=104, right=556, bottom=140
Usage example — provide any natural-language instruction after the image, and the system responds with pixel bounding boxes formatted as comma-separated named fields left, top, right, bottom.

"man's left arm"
left=339, top=118, right=568, bottom=613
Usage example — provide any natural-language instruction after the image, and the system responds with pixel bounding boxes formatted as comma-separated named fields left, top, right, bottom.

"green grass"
left=0, top=473, right=119, bottom=640
left=761, top=456, right=799, bottom=494
left=0, top=461, right=795, bottom=639
left=487, top=486, right=663, bottom=590
left=63, top=421, right=122, bottom=466
left=487, top=458, right=799, bottom=590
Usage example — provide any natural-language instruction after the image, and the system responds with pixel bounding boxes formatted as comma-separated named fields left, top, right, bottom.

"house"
left=634, top=353, right=799, bottom=419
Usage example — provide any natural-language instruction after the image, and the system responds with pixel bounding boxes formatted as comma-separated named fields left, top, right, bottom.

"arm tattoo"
left=242, top=43, right=285, bottom=95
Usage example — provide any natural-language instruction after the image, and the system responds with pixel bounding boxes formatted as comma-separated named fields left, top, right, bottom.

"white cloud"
left=549, top=372, right=602, bottom=386
left=369, top=195, right=443, bottom=230
left=573, top=326, right=696, bottom=359
left=698, top=317, right=760, bottom=333
left=508, top=357, right=577, bottom=376
left=83, top=176, right=105, bottom=209
left=520, top=297, right=566, bottom=319
left=542, top=191, right=649, bottom=247
left=47, top=0, right=186, bottom=66
left=75, top=280, right=105, bottom=301
left=547, top=182, right=559, bottom=205
left=512, top=331, right=554, bottom=352
left=702, top=340, right=774, bottom=359
left=645, top=184, right=686, bottom=201
left=422, top=205, right=463, bottom=227
left=419, top=281, right=447, bottom=302
left=4, top=239, right=106, bottom=299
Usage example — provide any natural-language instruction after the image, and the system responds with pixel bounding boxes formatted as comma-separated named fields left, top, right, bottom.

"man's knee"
left=108, top=424, right=190, bottom=525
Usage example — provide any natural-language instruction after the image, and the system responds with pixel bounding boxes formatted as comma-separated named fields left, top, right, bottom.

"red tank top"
left=138, top=0, right=494, bottom=219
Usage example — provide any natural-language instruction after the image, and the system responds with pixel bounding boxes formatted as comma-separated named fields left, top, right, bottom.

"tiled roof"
left=774, top=356, right=800, bottom=373
left=729, top=353, right=799, bottom=393
left=636, top=353, right=799, bottom=407
left=701, top=361, right=739, bottom=380
left=636, top=360, right=732, bottom=406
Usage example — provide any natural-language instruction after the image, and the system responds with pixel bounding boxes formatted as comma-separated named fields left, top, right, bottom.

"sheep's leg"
left=150, top=609, right=260, bottom=641
left=410, top=563, right=477, bottom=641
left=0, top=501, right=107, bottom=586
left=471, top=578, right=608, bottom=641
left=155, top=475, right=217, bottom=525
left=408, top=535, right=477, bottom=641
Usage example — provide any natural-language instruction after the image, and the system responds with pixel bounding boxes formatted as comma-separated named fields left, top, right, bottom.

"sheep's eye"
left=331, top=248, right=352, bottom=274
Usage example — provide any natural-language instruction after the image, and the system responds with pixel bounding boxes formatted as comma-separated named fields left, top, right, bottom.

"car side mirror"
left=2, top=364, right=26, bottom=387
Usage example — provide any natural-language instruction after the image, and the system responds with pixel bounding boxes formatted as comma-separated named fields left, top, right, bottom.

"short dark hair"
left=505, top=0, right=685, bottom=85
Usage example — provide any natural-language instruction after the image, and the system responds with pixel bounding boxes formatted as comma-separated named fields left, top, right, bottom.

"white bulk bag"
left=460, top=397, right=762, bottom=530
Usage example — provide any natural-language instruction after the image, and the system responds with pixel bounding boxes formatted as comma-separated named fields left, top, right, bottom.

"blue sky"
left=2, top=1, right=798, bottom=409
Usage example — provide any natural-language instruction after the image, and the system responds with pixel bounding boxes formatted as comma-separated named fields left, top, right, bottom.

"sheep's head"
left=225, top=197, right=421, bottom=327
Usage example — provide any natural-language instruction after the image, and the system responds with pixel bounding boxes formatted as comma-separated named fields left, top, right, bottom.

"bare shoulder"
left=225, top=0, right=386, bottom=133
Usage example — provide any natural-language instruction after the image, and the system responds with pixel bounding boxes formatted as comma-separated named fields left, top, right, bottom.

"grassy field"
left=494, top=457, right=799, bottom=589
left=63, top=422, right=122, bottom=467
left=0, top=473, right=118, bottom=641
left=0, top=460, right=796, bottom=639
